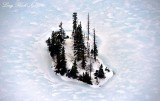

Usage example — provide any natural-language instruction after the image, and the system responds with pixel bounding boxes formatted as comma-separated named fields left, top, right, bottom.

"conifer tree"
left=74, top=22, right=86, bottom=61
left=98, top=64, right=105, bottom=78
left=87, top=13, right=90, bottom=57
left=70, top=59, right=78, bottom=79
left=48, top=31, right=57, bottom=57
left=78, top=74, right=83, bottom=81
left=72, top=13, right=78, bottom=57
left=93, top=29, right=98, bottom=60
left=55, top=54, right=61, bottom=74
left=59, top=46, right=67, bottom=75
left=94, top=70, right=99, bottom=84
left=87, top=13, right=90, bottom=40
left=83, top=72, right=92, bottom=84
left=59, top=22, right=65, bottom=43
left=72, top=12, right=77, bottom=37
left=81, top=24, right=86, bottom=69
left=55, top=56, right=61, bottom=74
left=89, top=52, right=92, bottom=78
left=55, top=31, right=63, bottom=74
left=81, top=48, right=86, bottom=69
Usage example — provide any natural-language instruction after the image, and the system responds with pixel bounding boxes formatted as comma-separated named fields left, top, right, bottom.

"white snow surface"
left=0, top=0, right=160, bottom=101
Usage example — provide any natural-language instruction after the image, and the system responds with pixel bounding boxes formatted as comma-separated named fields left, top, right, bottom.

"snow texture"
left=0, top=0, right=160, bottom=101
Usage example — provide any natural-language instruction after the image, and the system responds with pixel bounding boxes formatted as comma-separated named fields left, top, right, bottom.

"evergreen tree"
left=51, top=31, right=56, bottom=45
left=72, top=12, right=77, bottom=37
left=91, top=49, right=94, bottom=56
left=72, top=13, right=78, bottom=57
left=73, top=21, right=86, bottom=61
left=55, top=31, right=63, bottom=74
left=72, top=13, right=86, bottom=62
left=78, top=74, right=83, bottom=81
left=94, top=70, right=99, bottom=84
left=81, top=30, right=86, bottom=69
left=55, top=54, right=61, bottom=74
left=55, top=55, right=61, bottom=74
left=59, top=22, right=65, bottom=43
left=98, top=64, right=105, bottom=78
left=93, top=29, right=98, bottom=60
left=59, top=47, right=67, bottom=75
left=87, top=13, right=90, bottom=40
left=83, top=72, right=92, bottom=84
left=81, top=50, right=86, bottom=69
left=47, top=23, right=66, bottom=75
left=47, top=31, right=63, bottom=58
left=70, top=59, right=78, bottom=79
left=48, top=31, right=57, bottom=57
left=87, top=13, right=90, bottom=57
left=94, top=64, right=105, bottom=81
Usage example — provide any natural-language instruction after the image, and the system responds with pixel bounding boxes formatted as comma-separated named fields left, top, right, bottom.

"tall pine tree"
left=87, top=13, right=90, bottom=57
left=55, top=31, right=62, bottom=74
left=73, top=22, right=86, bottom=61
left=54, top=22, right=65, bottom=74
left=87, top=13, right=90, bottom=40
left=93, top=29, right=98, bottom=60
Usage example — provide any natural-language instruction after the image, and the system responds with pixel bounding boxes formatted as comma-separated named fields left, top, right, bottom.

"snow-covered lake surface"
left=0, top=0, right=160, bottom=101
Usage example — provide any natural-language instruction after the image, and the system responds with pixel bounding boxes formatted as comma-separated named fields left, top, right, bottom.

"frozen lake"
left=0, top=0, right=160, bottom=101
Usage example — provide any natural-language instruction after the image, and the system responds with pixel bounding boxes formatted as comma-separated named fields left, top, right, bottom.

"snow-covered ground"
left=0, top=0, right=160, bottom=101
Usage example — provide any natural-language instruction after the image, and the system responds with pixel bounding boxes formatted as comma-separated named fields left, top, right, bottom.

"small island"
left=46, top=13, right=113, bottom=86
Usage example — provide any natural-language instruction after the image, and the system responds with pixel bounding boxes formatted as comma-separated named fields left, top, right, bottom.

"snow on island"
left=46, top=13, right=113, bottom=87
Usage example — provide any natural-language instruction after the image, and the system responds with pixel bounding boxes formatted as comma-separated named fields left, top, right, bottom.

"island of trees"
left=46, top=13, right=112, bottom=85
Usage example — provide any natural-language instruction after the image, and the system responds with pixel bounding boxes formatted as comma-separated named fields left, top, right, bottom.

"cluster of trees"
left=46, top=22, right=67, bottom=75
left=72, top=13, right=86, bottom=69
left=67, top=60, right=92, bottom=84
left=46, top=12, right=106, bottom=85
